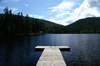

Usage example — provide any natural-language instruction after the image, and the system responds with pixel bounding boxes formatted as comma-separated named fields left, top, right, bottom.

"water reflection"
left=0, top=34, right=100, bottom=66
left=0, top=36, right=41, bottom=66
left=62, top=34, right=100, bottom=66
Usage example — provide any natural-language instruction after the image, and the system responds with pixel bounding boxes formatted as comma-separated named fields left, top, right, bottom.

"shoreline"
left=0, top=33, right=46, bottom=36
left=0, top=33, right=100, bottom=36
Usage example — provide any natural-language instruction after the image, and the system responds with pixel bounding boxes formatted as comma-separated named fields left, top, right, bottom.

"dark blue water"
left=0, top=34, right=100, bottom=66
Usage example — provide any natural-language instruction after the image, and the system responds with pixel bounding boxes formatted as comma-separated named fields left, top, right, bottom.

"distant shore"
left=0, top=33, right=46, bottom=36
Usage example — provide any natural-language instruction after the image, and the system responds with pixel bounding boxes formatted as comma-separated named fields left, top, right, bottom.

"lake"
left=0, top=34, right=100, bottom=66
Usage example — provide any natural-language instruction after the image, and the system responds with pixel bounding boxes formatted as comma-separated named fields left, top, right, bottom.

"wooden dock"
left=35, top=46, right=70, bottom=66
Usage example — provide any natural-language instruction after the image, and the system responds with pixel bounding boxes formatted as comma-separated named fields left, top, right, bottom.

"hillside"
left=39, top=19, right=63, bottom=27
left=66, top=17, right=100, bottom=33
left=0, top=7, right=65, bottom=35
left=0, top=13, right=65, bottom=35
left=1, top=7, right=100, bottom=34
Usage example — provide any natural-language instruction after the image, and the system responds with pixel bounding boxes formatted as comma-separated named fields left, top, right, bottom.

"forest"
left=0, top=7, right=65, bottom=35
left=66, top=17, right=100, bottom=33
left=0, top=7, right=100, bottom=35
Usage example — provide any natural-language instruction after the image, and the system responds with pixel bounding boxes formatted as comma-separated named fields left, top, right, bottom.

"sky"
left=0, top=0, right=100, bottom=26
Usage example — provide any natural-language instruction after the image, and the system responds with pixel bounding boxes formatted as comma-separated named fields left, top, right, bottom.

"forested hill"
left=66, top=17, right=100, bottom=33
left=0, top=13, right=65, bottom=35
left=0, top=7, right=65, bottom=35
left=1, top=7, right=100, bottom=35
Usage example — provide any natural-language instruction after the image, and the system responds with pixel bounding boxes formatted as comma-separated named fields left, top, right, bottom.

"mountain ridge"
left=65, top=17, right=100, bottom=33
left=1, top=10, right=100, bottom=34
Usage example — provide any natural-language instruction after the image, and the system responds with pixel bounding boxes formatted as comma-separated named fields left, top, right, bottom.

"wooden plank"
left=35, top=46, right=70, bottom=66
left=35, top=46, right=70, bottom=50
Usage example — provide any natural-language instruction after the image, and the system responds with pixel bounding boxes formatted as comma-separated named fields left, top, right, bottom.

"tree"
left=4, top=7, right=8, bottom=14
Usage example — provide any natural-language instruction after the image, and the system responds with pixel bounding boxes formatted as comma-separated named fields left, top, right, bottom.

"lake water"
left=0, top=34, right=100, bottom=66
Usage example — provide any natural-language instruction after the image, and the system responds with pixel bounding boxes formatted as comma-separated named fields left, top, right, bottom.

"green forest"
left=0, top=7, right=100, bottom=35
left=66, top=17, right=100, bottom=33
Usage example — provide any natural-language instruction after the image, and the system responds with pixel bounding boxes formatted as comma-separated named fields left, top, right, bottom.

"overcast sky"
left=0, top=0, right=100, bottom=26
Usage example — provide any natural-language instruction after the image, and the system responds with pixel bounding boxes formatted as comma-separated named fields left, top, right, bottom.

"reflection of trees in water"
left=0, top=36, right=32, bottom=66
left=5, top=36, right=25, bottom=66
left=23, top=36, right=31, bottom=58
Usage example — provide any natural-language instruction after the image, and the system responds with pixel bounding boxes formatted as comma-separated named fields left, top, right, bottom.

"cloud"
left=48, top=0, right=75, bottom=25
left=56, top=11, right=72, bottom=18
left=88, top=0, right=100, bottom=8
left=29, top=14, right=44, bottom=19
left=49, top=1, right=74, bottom=13
left=46, top=18, right=69, bottom=26
left=9, top=7, right=18, bottom=12
left=66, top=0, right=100, bottom=22
left=48, top=0, right=100, bottom=26
left=25, top=4, right=29, bottom=6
